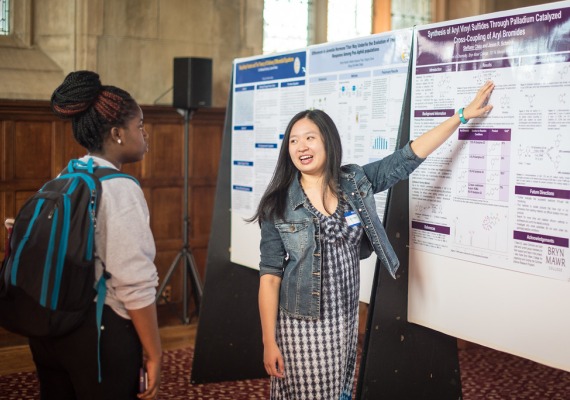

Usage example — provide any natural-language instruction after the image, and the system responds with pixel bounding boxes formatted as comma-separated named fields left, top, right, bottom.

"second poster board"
left=230, top=28, right=413, bottom=303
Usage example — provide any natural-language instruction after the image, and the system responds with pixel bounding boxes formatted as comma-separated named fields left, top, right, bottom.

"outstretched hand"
left=463, top=81, right=495, bottom=120
left=410, top=80, right=496, bottom=158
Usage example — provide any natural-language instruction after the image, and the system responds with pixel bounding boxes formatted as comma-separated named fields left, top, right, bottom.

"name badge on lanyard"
left=344, top=210, right=361, bottom=227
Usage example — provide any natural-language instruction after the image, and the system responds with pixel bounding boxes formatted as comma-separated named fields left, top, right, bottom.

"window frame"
left=0, top=0, right=32, bottom=48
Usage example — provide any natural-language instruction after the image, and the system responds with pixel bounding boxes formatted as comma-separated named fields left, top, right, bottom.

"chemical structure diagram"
left=517, top=144, right=533, bottom=160
left=452, top=211, right=508, bottom=253
left=482, top=212, right=501, bottom=231
left=500, top=93, right=511, bottom=110
left=525, top=93, right=536, bottom=108
left=546, top=133, right=567, bottom=173
left=436, top=74, right=452, bottom=92
left=558, top=65, right=569, bottom=81
left=475, top=69, right=499, bottom=86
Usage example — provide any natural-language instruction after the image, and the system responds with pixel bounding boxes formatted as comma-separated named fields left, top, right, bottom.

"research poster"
left=307, top=30, right=412, bottom=225
left=230, top=29, right=413, bottom=301
left=409, top=3, right=570, bottom=281
left=231, top=50, right=308, bottom=216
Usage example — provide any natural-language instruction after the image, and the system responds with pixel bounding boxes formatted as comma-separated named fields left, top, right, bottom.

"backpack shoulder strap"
left=67, top=158, right=96, bottom=174
left=62, top=159, right=140, bottom=186
left=95, top=262, right=110, bottom=383
left=94, top=167, right=140, bottom=186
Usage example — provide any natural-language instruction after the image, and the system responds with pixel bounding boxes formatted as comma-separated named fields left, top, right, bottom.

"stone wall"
left=0, top=0, right=263, bottom=107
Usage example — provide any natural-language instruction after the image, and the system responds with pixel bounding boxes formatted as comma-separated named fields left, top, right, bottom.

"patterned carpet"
left=458, top=344, right=570, bottom=400
left=1, top=344, right=569, bottom=399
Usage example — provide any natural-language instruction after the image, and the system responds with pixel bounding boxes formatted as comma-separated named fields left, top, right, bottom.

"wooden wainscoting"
left=0, top=100, right=225, bottom=314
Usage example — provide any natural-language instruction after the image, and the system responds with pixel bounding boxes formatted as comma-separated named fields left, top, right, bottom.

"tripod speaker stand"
left=156, top=108, right=203, bottom=324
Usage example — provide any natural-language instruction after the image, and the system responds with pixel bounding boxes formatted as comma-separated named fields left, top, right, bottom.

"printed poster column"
left=230, top=51, right=308, bottom=268
left=409, top=4, right=570, bottom=281
left=407, top=1, right=570, bottom=373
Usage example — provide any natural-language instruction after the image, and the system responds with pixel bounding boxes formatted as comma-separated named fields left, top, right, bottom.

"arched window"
left=0, top=0, right=31, bottom=47
left=1, top=0, right=9, bottom=35
left=327, top=0, right=372, bottom=42
left=263, top=0, right=313, bottom=54
left=263, top=0, right=374, bottom=54
left=262, top=0, right=432, bottom=54
left=391, top=0, right=432, bottom=30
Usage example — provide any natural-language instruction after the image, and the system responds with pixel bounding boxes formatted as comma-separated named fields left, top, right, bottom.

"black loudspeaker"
left=173, top=57, right=212, bottom=109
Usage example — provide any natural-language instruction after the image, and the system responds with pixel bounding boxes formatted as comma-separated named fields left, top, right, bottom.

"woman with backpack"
left=28, top=71, right=162, bottom=399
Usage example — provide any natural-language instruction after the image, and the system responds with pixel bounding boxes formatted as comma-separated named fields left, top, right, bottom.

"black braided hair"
left=50, top=70, right=138, bottom=152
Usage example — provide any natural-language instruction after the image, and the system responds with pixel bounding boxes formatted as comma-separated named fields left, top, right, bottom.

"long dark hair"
left=50, top=70, right=138, bottom=152
left=248, top=109, right=343, bottom=224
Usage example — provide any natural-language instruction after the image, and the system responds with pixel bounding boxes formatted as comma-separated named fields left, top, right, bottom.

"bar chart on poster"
left=408, top=1, right=570, bottom=371
left=229, top=29, right=413, bottom=302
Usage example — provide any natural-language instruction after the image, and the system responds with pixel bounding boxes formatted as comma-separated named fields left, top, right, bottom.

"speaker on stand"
left=156, top=57, right=212, bottom=323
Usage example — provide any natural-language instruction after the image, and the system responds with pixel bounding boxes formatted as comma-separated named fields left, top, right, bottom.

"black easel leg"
left=155, top=108, right=203, bottom=324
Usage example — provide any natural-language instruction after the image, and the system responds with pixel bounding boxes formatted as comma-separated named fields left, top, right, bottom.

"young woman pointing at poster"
left=250, top=81, right=494, bottom=399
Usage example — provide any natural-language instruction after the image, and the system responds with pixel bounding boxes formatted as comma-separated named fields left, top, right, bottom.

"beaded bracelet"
left=458, top=108, right=469, bottom=124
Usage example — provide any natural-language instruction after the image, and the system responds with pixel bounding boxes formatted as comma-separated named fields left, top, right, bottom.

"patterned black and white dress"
left=271, top=196, right=364, bottom=400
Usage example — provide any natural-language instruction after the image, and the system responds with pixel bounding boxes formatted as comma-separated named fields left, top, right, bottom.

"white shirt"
left=84, top=156, right=158, bottom=319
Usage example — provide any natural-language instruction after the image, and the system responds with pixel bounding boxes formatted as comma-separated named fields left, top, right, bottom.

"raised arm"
left=411, top=81, right=495, bottom=158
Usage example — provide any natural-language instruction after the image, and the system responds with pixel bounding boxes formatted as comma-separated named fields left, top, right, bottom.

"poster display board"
left=408, top=1, right=570, bottom=371
left=230, top=29, right=413, bottom=302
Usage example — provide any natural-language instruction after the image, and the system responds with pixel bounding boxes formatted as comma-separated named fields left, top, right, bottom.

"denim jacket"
left=259, top=142, right=424, bottom=320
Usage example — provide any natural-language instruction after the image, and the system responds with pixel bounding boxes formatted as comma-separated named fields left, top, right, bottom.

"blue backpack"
left=0, top=158, right=138, bottom=379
